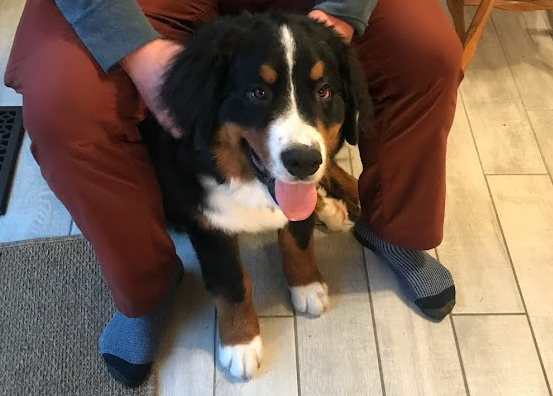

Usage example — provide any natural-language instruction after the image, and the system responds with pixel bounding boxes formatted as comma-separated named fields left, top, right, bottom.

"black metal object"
left=0, top=106, right=25, bottom=215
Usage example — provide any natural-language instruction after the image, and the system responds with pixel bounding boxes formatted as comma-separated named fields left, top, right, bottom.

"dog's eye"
left=250, top=87, right=268, bottom=100
left=316, top=84, right=331, bottom=100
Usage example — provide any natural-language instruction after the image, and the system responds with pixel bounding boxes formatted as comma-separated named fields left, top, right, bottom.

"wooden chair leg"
left=462, top=0, right=495, bottom=70
left=447, top=0, right=466, bottom=41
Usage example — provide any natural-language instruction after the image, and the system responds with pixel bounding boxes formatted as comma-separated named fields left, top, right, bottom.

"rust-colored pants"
left=4, top=0, right=463, bottom=317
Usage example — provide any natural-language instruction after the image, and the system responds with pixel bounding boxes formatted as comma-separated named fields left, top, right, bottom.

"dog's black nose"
left=281, top=145, right=323, bottom=179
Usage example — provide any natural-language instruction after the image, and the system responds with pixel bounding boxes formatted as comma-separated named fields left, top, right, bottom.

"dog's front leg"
left=278, top=214, right=329, bottom=316
left=187, top=223, right=262, bottom=379
left=315, top=160, right=361, bottom=231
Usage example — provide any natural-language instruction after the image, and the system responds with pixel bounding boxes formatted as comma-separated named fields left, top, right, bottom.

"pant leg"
left=3, top=0, right=217, bottom=317
left=352, top=0, right=464, bottom=250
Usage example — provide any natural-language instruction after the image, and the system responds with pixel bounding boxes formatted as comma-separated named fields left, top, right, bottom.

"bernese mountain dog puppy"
left=142, top=11, right=371, bottom=379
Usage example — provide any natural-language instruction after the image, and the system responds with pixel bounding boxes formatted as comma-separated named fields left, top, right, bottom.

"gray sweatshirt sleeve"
left=54, top=0, right=161, bottom=72
left=312, top=0, right=378, bottom=36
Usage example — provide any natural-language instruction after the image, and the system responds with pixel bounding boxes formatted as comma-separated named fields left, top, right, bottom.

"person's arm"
left=311, top=0, right=378, bottom=38
left=53, top=0, right=161, bottom=71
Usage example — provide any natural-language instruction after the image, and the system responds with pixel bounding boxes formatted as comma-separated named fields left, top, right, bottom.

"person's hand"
left=120, top=38, right=184, bottom=138
left=308, top=10, right=354, bottom=43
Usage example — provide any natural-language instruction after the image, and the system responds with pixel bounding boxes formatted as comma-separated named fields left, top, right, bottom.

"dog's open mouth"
left=245, top=143, right=318, bottom=221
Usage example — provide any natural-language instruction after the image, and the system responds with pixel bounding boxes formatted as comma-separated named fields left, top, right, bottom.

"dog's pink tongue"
left=275, top=181, right=317, bottom=221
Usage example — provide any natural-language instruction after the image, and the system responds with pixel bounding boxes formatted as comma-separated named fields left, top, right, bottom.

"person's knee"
left=419, top=29, right=463, bottom=83
left=393, top=25, right=464, bottom=92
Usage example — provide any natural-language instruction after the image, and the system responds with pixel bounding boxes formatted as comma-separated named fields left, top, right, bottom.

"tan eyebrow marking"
left=310, top=61, right=324, bottom=81
left=260, top=64, right=278, bottom=84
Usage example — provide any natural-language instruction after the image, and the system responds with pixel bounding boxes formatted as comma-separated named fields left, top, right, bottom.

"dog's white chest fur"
left=200, top=176, right=289, bottom=233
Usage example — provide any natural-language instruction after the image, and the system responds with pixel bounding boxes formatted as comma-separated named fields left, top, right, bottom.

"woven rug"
left=0, top=236, right=154, bottom=396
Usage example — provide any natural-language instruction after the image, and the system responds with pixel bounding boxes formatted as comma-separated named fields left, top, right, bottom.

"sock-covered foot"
left=354, top=221, right=455, bottom=320
left=99, top=260, right=184, bottom=387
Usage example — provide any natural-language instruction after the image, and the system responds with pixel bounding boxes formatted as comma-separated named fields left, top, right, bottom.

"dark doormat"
left=0, top=235, right=154, bottom=396
left=0, top=106, right=25, bottom=215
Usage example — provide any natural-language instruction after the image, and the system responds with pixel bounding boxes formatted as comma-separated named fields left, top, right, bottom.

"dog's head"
left=161, top=12, right=371, bottom=219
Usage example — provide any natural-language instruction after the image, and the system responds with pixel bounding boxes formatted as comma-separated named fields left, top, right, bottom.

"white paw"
left=219, top=335, right=263, bottom=380
left=290, top=282, right=329, bottom=316
left=316, top=187, right=353, bottom=231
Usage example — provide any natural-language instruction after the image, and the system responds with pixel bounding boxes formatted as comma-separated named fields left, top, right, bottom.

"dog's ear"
left=337, top=46, right=373, bottom=146
left=160, top=14, right=256, bottom=149
left=302, top=16, right=373, bottom=146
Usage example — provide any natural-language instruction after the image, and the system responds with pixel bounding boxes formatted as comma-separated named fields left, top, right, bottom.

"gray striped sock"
left=354, top=220, right=455, bottom=320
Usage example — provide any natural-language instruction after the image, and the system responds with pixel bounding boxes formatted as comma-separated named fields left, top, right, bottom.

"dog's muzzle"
left=245, top=143, right=320, bottom=222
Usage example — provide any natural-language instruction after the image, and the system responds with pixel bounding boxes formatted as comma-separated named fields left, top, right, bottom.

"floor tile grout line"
left=449, top=315, right=471, bottom=396
left=483, top=173, right=552, bottom=396
left=524, top=107, right=553, bottom=111
left=361, top=246, right=387, bottom=396
left=484, top=173, right=549, bottom=176
left=465, top=97, right=551, bottom=388
left=458, top=91, right=528, bottom=317
left=490, top=11, right=553, bottom=125
left=490, top=13, right=553, bottom=186
left=517, top=100, right=553, bottom=187
left=459, top=86, right=553, bottom=393
left=487, top=15, right=553, bottom=394
left=435, top=248, right=470, bottom=396
left=525, top=313, right=553, bottom=396
left=293, top=312, right=302, bottom=396
left=488, top=12, right=534, bottom=113
left=452, top=312, right=526, bottom=316
left=259, top=314, right=294, bottom=318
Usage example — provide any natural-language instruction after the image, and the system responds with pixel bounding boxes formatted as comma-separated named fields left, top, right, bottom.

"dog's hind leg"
left=186, top=222, right=262, bottom=380
left=278, top=215, right=329, bottom=317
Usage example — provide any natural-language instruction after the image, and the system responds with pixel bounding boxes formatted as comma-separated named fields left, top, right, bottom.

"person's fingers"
left=307, top=10, right=353, bottom=43
left=308, top=10, right=334, bottom=27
